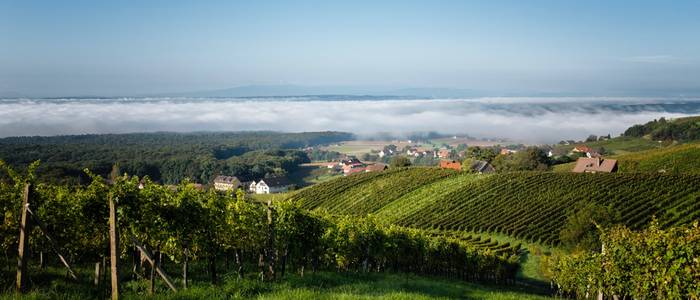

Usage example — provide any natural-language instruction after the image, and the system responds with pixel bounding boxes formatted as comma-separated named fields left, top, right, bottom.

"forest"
left=623, top=116, right=700, bottom=141
left=0, top=131, right=353, bottom=184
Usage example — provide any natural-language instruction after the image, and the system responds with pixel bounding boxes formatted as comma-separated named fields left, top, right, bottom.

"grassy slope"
left=0, top=268, right=549, bottom=300
left=553, top=141, right=700, bottom=173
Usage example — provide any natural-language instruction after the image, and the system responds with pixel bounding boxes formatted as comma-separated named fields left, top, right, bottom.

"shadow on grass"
left=1, top=263, right=553, bottom=299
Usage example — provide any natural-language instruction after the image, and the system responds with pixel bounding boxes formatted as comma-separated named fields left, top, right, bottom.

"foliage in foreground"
left=0, top=162, right=520, bottom=296
left=551, top=222, right=700, bottom=299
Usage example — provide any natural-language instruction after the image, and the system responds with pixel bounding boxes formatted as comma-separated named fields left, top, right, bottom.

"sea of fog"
left=1, top=97, right=699, bottom=143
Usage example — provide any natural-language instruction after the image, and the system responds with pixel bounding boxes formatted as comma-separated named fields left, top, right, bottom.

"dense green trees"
left=0, top=132, right=351, bottom=185
left=624, top=116, right=700, bottom=141
left=464, top=146, right=498, bottom=162
left=389, top=156, right=412, bottom=168
left=491, top=147, right=551, bottom=172
left=558, top=203, right=617, bottom=251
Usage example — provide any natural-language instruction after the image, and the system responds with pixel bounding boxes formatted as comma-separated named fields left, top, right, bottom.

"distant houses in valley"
left=572, top=145, right=593, bottom=153
left=213, top=175, right=241, bottom=191
left=572, top=157, right=618, bottom=173
left=378, top=144, right=398, bottom=158
left=570, top=144, right=603, bottom=158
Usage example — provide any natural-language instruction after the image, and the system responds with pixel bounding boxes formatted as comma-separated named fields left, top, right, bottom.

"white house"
left=255, top=177, right=292, bottom=194
left=244, top=181, right=257, bottom=193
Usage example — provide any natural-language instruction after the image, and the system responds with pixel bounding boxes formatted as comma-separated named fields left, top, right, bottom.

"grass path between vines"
left=1, top=267, right=552, bottom=299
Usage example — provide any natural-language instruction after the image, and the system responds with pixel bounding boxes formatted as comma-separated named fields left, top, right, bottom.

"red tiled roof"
left=572, top=157, right=617, bottom=173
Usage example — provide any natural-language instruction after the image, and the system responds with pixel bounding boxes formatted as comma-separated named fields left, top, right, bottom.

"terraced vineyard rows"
left=375, top=173, right=487, bottom=223
left=421, top=229, right=523, bottom=258
left=293, top=167, right=457, bottom=215
left=294, top=169, right=700, bottom=245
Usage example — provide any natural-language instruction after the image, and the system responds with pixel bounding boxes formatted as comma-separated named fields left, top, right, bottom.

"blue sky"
left=1, top=0, right=700, bottom=97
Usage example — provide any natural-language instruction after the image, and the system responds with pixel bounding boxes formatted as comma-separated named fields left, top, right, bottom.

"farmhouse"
left=439, top=160, right=462, bottom=171
left=255, top=177, right=292, bottom=194
left=213, top=175, right=241, bottom=191
left=365, top=163, right=388, bottom=172
left=572, top=157, right=618, bottom=173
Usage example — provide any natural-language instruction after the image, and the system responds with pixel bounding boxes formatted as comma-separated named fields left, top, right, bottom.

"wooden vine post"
left=266, top=200, right=276, bottom=281
left=109, top=194, right=120, bottom=300
left=15, top=183, right=32, bottom=292
left=131, top=236, right=178, bottom=292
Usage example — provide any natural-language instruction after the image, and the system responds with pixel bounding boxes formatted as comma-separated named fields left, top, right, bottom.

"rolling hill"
left=291, top=169, right=700, bottom=245
left=553, top=141, right=700, bottom=173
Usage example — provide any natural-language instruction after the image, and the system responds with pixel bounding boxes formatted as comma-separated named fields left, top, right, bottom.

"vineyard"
left=0, top=163, right=524, bottom=298
left=292, top=169, right=700, bottom=245
left=298, top=167, right=457, bottom=215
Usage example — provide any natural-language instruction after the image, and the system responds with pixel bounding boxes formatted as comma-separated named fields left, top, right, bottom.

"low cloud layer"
left=1, top=98, right=699, bottom=143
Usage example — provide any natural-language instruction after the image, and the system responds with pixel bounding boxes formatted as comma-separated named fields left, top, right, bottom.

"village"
left=204, top=138, right=618, bottom=195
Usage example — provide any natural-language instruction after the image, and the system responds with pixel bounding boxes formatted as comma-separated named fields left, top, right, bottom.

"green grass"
left=0, top=267, right=551, bottom=299
left=432, top=230, right=554, bottom=284
left=248, top=192, right=291, bottom=203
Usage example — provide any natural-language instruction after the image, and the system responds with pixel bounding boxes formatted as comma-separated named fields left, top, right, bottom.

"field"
left=292, top=169, right=700, bottom=245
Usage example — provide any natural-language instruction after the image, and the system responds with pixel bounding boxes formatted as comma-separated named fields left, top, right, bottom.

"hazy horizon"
left=1, top=97, right=698, bottom=143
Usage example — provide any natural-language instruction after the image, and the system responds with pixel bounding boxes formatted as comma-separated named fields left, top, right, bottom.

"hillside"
left=553, top=141, right=700, bottom=173
left=291, top=169, right=700, bottom=245
left=623, top=115, right=700, bottom=141
left=553, top=136, right=671, bottom=155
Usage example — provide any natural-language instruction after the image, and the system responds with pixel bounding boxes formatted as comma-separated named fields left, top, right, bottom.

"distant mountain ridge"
left=157, top=85, right=488, bottom=98
left=5, top=84, right=700, bottom=99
